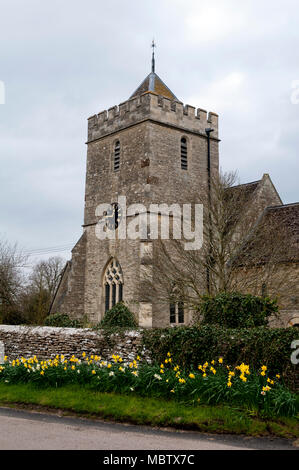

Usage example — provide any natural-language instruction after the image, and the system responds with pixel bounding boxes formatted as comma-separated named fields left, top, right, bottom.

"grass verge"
left=0, top=383, right=298, bottom=439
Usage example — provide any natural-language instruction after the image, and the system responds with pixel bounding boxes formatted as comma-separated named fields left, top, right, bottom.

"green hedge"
left=44, top=313, right=83, bottom=328
left=142, top=326, right=299, bottom=390
left=198, top=292, right=278, bottom=328
left=98, top=302, right=138, bottom=329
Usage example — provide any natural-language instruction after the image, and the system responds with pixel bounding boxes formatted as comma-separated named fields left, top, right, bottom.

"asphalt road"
left=0, top=406, right=297, bottom=451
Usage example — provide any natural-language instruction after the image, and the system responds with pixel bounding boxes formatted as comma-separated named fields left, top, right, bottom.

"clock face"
left=105, top=203, right=122, bottom=230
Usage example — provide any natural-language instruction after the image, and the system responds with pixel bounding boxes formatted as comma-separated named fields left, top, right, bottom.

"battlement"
left=87, top=92, right=218, bottom=142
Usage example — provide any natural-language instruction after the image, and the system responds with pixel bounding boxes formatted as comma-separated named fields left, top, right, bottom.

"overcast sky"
left=0, top=0, right=298, bottom=266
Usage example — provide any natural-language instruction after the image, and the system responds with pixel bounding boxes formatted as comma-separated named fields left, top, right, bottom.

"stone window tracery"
left=104, top=259, right=123, bottom=311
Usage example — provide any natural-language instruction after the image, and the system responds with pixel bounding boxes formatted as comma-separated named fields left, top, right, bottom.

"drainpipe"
left=205, top=128, right=214, bottom=294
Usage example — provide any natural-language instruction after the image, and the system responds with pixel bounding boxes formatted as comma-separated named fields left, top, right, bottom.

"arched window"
left=181, top=137, right=187, bottom=170
left=103, top=259, right=123, bottom=311
left=169, top=286, right=185, bottom=324
left=114, top=141, right=120, bottom=171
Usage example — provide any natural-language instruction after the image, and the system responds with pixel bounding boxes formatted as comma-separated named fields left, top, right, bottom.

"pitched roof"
left=223, top=179, right=261, bottom=231
left=235, top=202, right=299, bottom=265
left=130, top=72, right=179, bottom=101
left=226, top=180, right=260, bottom=202
left=263, top=203, right=299, bottom=261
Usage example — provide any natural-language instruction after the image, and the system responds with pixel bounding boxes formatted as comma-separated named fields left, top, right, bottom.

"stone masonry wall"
left=0, top=325, right=297, bottom=391
left=87, top=92, right=218, bottom=143
left=0, top=325, right=150, bottom=363
left=51, top=88, right=220, bottom=326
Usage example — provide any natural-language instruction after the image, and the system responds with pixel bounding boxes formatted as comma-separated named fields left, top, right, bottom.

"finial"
left=151, top=39, right=156, bottom=73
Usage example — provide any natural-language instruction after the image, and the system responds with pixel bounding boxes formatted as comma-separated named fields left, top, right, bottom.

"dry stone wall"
left=0, top=325, right=150, bottom=363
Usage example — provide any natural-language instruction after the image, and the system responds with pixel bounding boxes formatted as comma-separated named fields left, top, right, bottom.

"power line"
left=23, top=243, right=75, bottom=257
left=24, top=244, right=73, bottom=253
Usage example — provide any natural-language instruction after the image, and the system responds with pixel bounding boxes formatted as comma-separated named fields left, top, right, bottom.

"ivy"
left=198, top=292, right=278, bottom=328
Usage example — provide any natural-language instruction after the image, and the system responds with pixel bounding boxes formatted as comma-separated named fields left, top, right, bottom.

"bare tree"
left=230, top=205, right=298, bottom=302
left=22, top=256, right=65, bottom=324
left=29, top=256, right=65, bottom=298
left=0, top=239, right=27, bottom=305
left=0, top=238, right=28, bottom=322
left=143, top=170, right=294, bottom=315
left=0, top=239, right=66, bottom=325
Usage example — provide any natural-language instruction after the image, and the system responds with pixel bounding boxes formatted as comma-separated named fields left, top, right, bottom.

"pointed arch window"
left=114, top=141, right=120, bottom=171
left=181, top=137, right=187, bottom=170
left=104, top=259, right=123, bottom=312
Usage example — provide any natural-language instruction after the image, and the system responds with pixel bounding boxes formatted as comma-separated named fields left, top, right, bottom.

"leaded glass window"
left=103, top=259, right=124, bottom=311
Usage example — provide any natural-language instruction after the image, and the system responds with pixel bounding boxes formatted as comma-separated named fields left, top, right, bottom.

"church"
left=49, top=48, right=299, bottom=329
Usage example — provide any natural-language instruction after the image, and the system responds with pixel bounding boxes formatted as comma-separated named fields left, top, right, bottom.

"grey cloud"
left=0, top=0, right=298, bottom=261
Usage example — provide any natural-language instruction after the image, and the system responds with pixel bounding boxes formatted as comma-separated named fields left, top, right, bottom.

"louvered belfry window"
left=181, top=137, right=187, bottom=170
left=114, top=141, right=120, bottom=171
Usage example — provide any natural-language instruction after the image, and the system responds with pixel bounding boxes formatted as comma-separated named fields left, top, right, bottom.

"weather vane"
left=151, top=39, right=156, bottom=73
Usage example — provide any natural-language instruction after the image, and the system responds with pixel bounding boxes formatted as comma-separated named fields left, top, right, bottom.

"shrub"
left=0, top=308, right=27, bottom=325
left=198, top=292, right=278, bottom=328
left=44, top=313, right=83, bottom=328
left=99, top=302, right=138, bottom=329
left=142, top=325, right=298, bottom=391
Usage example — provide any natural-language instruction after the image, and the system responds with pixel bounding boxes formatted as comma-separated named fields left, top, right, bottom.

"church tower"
left=50, top=47, right=219, bottom=327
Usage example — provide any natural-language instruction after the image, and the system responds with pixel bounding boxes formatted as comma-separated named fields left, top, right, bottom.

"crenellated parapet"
left=87, top=92, right=218, bottom=142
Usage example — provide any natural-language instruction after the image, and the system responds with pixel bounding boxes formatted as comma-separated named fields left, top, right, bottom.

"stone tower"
left=50, top=56, right=219, bottom=327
